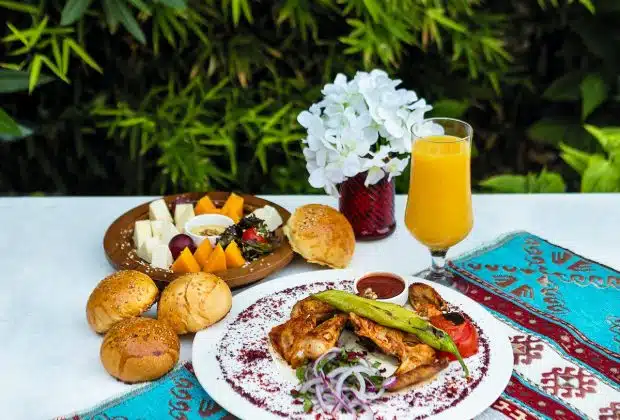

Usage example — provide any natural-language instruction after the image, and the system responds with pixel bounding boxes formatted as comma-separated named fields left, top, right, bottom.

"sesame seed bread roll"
left=157, top=272, right=232, bottom=334
left=86, top=270, right=159, bottom=334
left=100, top=317, right=179, bottom=383
left=283, top=204, right=355, bottom=269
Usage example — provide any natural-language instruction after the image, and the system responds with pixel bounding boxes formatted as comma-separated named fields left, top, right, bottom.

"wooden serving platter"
left=103, top=192, right=294, bottom=290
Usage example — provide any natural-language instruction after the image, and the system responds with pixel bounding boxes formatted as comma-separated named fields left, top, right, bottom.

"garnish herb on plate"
left=291, top=347, right=393, bottom=415
left=218, top=215, right=279, bottom=261
left=314, top=290, right=469, bottom=376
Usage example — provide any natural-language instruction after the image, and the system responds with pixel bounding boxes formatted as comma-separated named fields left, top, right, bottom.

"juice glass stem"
left=429, top=249, right=452, bottom=286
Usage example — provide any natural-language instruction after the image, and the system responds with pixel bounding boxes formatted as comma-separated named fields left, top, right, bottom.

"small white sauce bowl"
left=353, top=272, right=409, bottom=306
left=184, top=214, right=235, bottom=247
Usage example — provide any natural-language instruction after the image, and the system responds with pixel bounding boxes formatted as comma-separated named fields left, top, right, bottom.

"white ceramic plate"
left=192, top=269, right=513, bottom=420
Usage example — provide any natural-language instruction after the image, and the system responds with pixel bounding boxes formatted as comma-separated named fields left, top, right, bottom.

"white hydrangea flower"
left=298, top=69, right=431, bottom=196
left=384, top=156, right=410, bottom=181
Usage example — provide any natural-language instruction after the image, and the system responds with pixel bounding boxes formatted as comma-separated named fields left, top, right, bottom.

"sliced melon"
left=171, top=247, right=201, bottom=273
left=225, top=241, right=246, bottom=268
left=203, top=244, right=227, bottom=273
left=195, top=195, right=217, bottom=215
left=193, top=240, right=213, bottom=268
left=221, top=193, right=244, bottom=222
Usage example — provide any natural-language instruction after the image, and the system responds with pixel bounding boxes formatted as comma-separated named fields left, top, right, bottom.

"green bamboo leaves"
left=0, top=108, right=20, bottom=136
left=560, top=126, right=620, bottom=192
left=479, top=170, right=566, bottom=193
left=0, top=0, right=39, bottom=14
left=223, top=0, right=253, bottom=26
left=580, top=74, right=607, bottom=120
left=2, top=15, right=102, bottom=92
left=60, top=0, right=92, bottom=26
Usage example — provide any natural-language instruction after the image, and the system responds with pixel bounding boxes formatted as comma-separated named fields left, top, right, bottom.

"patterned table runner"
left=449, top=231, right=619, bottom=420
left=59, top=232, right=619, bottom=420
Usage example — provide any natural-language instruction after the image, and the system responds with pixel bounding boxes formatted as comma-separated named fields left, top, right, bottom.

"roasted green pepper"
left=313, top=289, right=469, bottom=376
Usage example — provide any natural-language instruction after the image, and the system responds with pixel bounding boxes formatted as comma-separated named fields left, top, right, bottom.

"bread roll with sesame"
left=86, top=270, right=159, bottom=333
left=283, top=204, right=355, bottom=269
left=157, top=272, right=232, bottom=334
left=100, top=317, right=179, bottom=383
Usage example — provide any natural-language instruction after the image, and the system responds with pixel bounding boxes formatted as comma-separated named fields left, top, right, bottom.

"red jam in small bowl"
left=355, top=272, right=407, bottom=303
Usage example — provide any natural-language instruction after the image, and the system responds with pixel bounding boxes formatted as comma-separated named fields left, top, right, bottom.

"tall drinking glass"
left=405, top=118, right=473, bottom=285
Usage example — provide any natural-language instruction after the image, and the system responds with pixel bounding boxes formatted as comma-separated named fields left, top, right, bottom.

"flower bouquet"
left=298, top=69, right=432, bottom=239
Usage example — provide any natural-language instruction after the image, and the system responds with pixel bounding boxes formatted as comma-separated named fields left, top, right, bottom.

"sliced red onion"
left=299, top=377, right=323, bottom=393
left=312, top=347, right=340, bottom=375
left=327, top=365, right=374, bottom=379
left=382, top=376, right=397, bottom=389
left=315, top=384, right=329, bottom=413
left=294, top=348, right=388, bottom=416
left=322, top=373, right=353, bottom=413
left=331, top=402, right=342, bottom=415
left=353, top=372, right=366, bottom=395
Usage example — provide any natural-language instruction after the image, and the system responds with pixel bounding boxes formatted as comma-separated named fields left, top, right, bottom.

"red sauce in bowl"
left=356, top=273, right=405, bottom=299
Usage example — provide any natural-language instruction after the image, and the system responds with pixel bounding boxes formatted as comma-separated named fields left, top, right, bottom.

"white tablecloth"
left=1, top=194, right=619, bottom=419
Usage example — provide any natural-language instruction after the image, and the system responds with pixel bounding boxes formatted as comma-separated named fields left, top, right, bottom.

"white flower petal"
left=308, top=168, right=326, bottom=188
left=325, top=103, right=344, bottom=116
left=334, top=73, right=347, bottom=86
left=408, top=98, right=428, bottom=110
left=370, top=69, right=388, bottom=78
left=396, top=108, right=409, bottom=120
left=385, top=118, right=405, bottom=138
left=354, top=140, right=371, bottom=157
left=297, top=111, right=313, bottom=128
left=325, top=182, right=340, bottom=197
left=309, top=103, right=321, bottom=115
left=365, top=167, right=385, bottom=186
left=325, top=163, right=346, bottom=184
left=414, top=120, right=444, bottom=137
left=307, top=134, right=325, bottom=151
left=298, top=111, right=325, bottom=136
left=342, top=155, right=362, bottom=177
left=362, top=127, right=379, bottom=144
left=377, top=106, right=392, bottom=120
left=316, top=148, right=327, bottom=167
left=381, top=91, right=399, bottom=107
left=303, top=147, right=316, bottom=160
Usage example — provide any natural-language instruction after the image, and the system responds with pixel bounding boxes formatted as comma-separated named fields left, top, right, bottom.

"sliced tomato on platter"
left=430, top=312, right=479, bottom=360
left=242, top=227, right=267, bottom=243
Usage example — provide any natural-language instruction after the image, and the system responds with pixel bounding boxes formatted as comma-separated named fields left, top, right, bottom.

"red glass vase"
left=339, top=172, right=396, bottom=240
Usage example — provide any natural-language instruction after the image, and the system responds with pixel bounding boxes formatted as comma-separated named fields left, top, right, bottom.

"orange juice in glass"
left=405, top=118, right=473, bottom=284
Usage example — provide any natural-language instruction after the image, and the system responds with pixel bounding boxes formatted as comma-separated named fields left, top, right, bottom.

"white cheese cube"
left=133, top=220, right=152, bottom=248
left=160, top=221, right=180, bottom=245
left=174, top=204, right=195, bottom=233
left=251, top=205, right=283, bottom=231
left=151, top=244, right=173, bottom=269
left=150, top=220, right=165, bottom=240
left=136, top=236, right=161, bottom=263
left=149, top=198, right=173, bottom=222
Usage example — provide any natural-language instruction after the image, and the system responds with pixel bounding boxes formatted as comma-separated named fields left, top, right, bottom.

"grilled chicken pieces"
left=270, top=292, right=449, bottom=390
left=290, top=296, right=336, bottom=321
left=270, top=313, right=347, bottom=368
left=289, top=314, right=348, bottom=367
left=408, top=283, right=447, bottom=317
left=269, top=314, right=318, bottom=363
left=386, top=359, right=449, bottom=391
left=349, top=313, right=436, bottom=376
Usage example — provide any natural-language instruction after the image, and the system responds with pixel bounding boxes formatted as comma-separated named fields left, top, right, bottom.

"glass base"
left=415, top=267, right=456, bottom=289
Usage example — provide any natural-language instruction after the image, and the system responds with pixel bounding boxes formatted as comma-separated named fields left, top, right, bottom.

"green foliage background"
left=1, top=0, right=619, bottom=195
